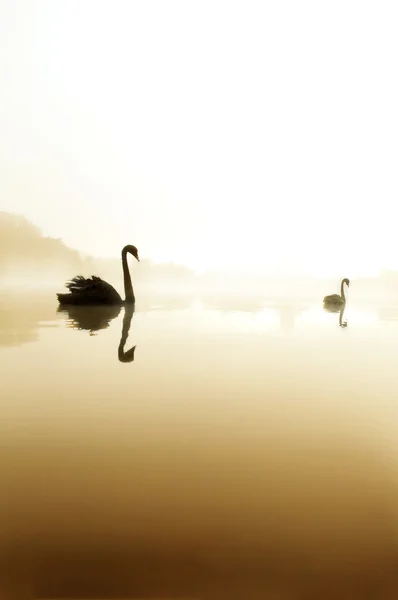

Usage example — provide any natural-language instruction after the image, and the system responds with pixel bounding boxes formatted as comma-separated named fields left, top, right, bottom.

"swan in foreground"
left=57, top=244, right=139, bottom=305
left=323, top=278, right=350, bottom=306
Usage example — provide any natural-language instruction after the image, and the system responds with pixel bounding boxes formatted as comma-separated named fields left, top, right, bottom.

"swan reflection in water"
left=58, top=304, right=136, bottom=362
left=58, top=304, right=121, bottom=334
left=118, top=306, right=136, bottom=363
left=323, top=303, right=347, bottom=328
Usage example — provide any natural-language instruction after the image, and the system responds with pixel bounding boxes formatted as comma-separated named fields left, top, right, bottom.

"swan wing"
left=323, top=294, right=343, bottom=304
left=64, top=275, right=122, bottom=304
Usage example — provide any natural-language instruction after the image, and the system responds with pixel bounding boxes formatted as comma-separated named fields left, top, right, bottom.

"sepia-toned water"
left=2, top=288, right=398, bottom=599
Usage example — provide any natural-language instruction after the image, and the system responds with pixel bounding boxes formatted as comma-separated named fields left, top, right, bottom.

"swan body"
left=323, top=293, right=345, bottom=305
left=323, top=278, right=350, bottom=306
left=57, top=244, right=139, bottom=306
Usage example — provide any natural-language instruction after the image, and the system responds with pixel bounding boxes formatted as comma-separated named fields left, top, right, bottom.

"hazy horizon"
left=4, top=209, right=398, bottom=288
left=1, top=1, right=398, bottom=279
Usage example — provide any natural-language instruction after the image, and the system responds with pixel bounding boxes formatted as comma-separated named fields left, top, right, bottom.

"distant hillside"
left=3, top=212, right=398, bottom=295
left=0, top=211, right=94, bottom=279
left=0, top=212, right=195, bottom=286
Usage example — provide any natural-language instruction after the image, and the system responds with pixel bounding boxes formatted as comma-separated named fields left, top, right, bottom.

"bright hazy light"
left=1, top=0, right=397, bottom=277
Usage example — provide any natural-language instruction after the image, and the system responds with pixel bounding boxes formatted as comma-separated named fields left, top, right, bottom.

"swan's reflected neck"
left=118, top=305, right=136, bottom=363
left=339, top=305, right=347, bottom=328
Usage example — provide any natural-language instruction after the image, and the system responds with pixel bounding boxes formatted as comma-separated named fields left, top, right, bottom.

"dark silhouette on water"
left=57, top=244, right=139, bottom=305
left=59, top=303, right=136, bottom=361
left=118, top=305, right=136, bottom=363
left=57, top=304, right=121, bottom=334
left=323, top=278, right=350, bottom=306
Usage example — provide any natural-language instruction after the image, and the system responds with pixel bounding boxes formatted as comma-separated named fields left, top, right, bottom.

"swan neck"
left=122, top=248, right=135, bottom=303
left=340, top=279, right=346, bottom=301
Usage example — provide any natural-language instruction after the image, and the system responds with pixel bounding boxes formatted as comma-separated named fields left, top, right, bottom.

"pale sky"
left=1, top=0, right=397, bottom=277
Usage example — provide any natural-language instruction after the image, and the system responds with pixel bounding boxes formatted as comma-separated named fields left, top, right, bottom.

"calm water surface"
left=1, top=290, right=398, bottom=599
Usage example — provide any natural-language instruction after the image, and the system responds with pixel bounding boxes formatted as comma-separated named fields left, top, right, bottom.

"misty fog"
left=2, top=0, right=398, bottom=594
left=3, top=211, right=398, bottom=303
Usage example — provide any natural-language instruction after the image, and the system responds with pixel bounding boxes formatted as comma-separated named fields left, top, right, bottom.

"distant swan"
left=323, top=278, right=350, bottom=306
left=57, top=244, right=139, bottom=306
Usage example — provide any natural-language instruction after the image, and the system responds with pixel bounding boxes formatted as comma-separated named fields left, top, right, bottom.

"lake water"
left=2, top=289, right=398, bottom=599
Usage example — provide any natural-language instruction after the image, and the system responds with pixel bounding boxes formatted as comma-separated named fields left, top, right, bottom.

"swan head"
left=343, top=278, right=350, bottom=287
left=124, top=245, right=140, bottom=261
